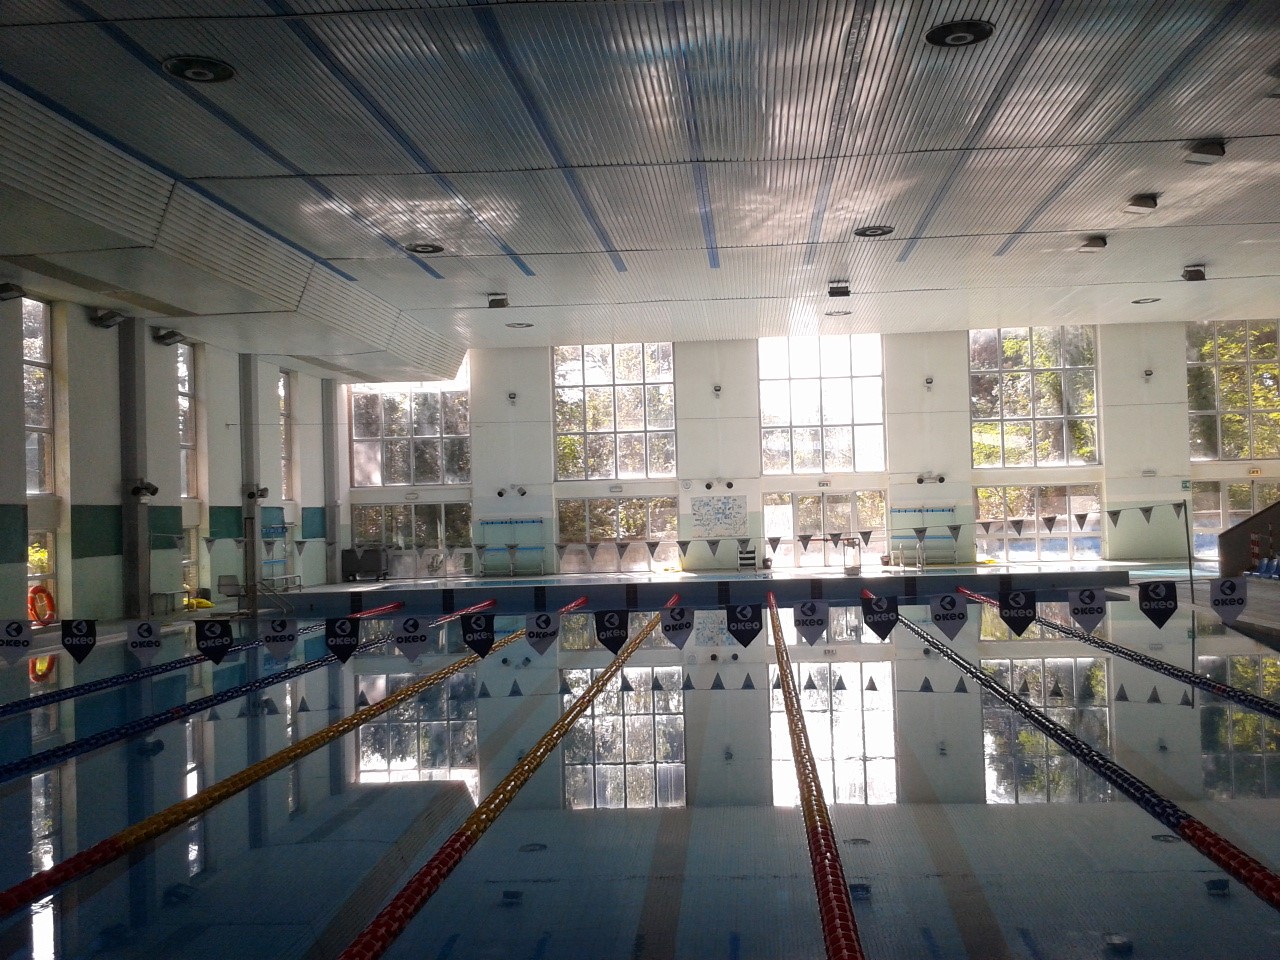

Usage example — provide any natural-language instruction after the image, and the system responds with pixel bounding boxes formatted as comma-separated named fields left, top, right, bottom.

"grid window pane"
left=350, top=363, right=471, bottom=487
left=1189, top=320, right=1280, bottom=461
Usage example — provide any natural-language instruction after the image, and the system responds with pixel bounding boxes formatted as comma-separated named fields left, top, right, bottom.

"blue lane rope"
left=961, top=589, right=1280, bottom=722
left=0, top=626, right=393, bottom=785
left=0, top=621, right=326, bottom=720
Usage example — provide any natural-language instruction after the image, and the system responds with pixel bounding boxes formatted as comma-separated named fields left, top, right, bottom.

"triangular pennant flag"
left=234, top=538, right=245, bottom=549
left=948, top=525, right=962, bottom=541
left=478, top=682, right=491, bottom=699
left=559, top=677, right=573, bottom=695
left=1049, top=680, right=1065, bottom=699
left=767, top=536, right=782, bottom=552
left=772, top=673, right=782, bottom=689
left=677, top=540, right=690, bottom=556
left=682, top=674, right=695, bottom=691
left=646, top=540, right=660, bottom=557
left=263, top=539, right=276, bottom=558
left=296, top=540, right=307, bottom=555
left=859, top=530, right=873, bottom=546
left=829, top=532, right=843, bottom=547
left=509, top=680, right=523, bottom=698
left=205, top=706, right=221, bottom=722
left=865, top=677, right=877, bottom=692
left=1107, top=510, right=1122, bottom=527
left=203, top=537, right=218, bottom=553
left=586, top=542, right=600, bottom=560
left=237, top=702, right=250, bottom=718
left=709, top=539, right=722, bottom=555
left=741, top=674, right=755, bottom=690
left=919, top=677, right=934, bottom=692
left=1042, top=515, right=1058, bottom=534
left=710, top=673, right=725, bottom=690
left=738, top=538, right=751, bottom=552
left=1074, top=512, right=1089, bottom=530
left=1180, top=690, right=1193, bottom=706
left=798, top=534, right=813, bottom=551
left=978, top=521, right=993, bottom=535
left=803, top=674, right=817, bottom=691
left=1115, top=684, right=1129, bottom=702
left=556, top=542, right=568, bottom=559
left=1009, top=519, right=1024, bottom=536
left=954, top=678, right=968, bottom=694
left=1140, top=506, right=1153, bottom=524
left=353, top=545, right=365, bottom=559
left=594, top=610, right=629, bottom=653
left=1018, top=678, right=1031, bottom=696
left=1138, top=581, right=1178, bottom=628
left=914, top=527, right=927, bottom=543
left=1147, top=686, right=1161, bottom=703
left=619, top=673, right=634, bottom=693
left=296, top=696, right=310, bottom=713
left=1172, top=501, right=1185, bottom=519
left=652, top=675, right=664, bottom=692
left=833, top=676, right=847, bottom=692
left=356, top=691, right=370, bottom=708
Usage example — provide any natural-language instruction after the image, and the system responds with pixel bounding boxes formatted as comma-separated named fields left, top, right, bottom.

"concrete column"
left=321, top=378, right=339, bottom=584
left=119, top=318, right=150, bottom=619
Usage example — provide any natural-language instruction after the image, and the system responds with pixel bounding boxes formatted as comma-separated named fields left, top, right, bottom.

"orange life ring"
left=27, top=585, right=56, bottom=626
left=29, top=654, right=57, bottom=683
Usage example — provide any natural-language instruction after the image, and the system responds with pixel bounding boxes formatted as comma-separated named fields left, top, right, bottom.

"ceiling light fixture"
left=925, top=20, right=995, bottom=47
left=0, top=282, right=26, bottom=301
left=1131, top=297, right=1161, bottom=304
left=1182, top=264, right=1207, bottom=282
left=162, top=56, right=236, bottom=83
left=90, top=309, right=128, bottom=329
left=1078, top=235, right=1107, bottom=253
left=828, top=281, right=851, bottom=298
left=1185, top=139, right=1226, bottom=165
left=488, top=294, right=508, bottom=309
left=504, top=321, right=533, bottom=329
left=406, top=241, right=444, bottom=255
left=824, top=309, right=852, bottom=317
left=1124, top=194, right=1158, bottom=214
left=853, top=225, right=894, bottom=238
left=151, top=328, right=187, bottom=346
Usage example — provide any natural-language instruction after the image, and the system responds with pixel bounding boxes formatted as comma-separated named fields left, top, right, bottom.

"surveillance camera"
left=1143, top=369, right=1153, bottom=378
left=917, top=475, right=925, bottom=484
left=507, top=391, right=517, bottom=401
left=705, top=481, right=714, bottom=490
left=937, top=475, right=945, bottom=484
left=258, top=487, right=269, bottom=499
left=924, top=376, right=933, bottom=385
left=516, top=486, right=527, bottom=496
left=713, top=384, right=722, bottom=394
left=725, top=480, right=734, bottom=490
left=497, top=488, right=506, bottom=497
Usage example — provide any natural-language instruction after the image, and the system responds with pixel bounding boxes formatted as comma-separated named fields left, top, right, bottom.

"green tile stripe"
left=301, top=506, right=325, bottom=540
left=70, top=504, right=123, bottom=559
left=0, top=503, right=27, bottom=565
left=209, top=505, right=244, bottom=540
left=150, top=504, right=183, bottom=550
left=260, top=505, right=285, bottom=529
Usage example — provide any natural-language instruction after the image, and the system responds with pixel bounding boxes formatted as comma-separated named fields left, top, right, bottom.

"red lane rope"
left=766, top=592, right=865, bottom=960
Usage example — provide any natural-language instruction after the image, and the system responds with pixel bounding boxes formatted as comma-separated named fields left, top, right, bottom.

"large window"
left=556, top=495, right=678, bottom=571
left=278, top=370, right=294, bottom=500
left=23, top=298, right=53, bottom=494
left=350, top=502, right=472, bottom=576
left=969, top=326, right=1098, bottom=467
left=357, top=673, right=478, bottom=800
left=177, top=343, right=196, bottom=498
left=27, top=531, right=54, bottom=596
left=759, top=335, right=884, bottom=474
left=1188, top=320, right=1280, bottom=460
left=762, top=490, right=887, bottom=567
left=1199, top=654, right=1280, bottom=798
left=981, top=657, right=1111, bottom=803
left=770, top=662, right=896, bottom=805
left=31, top=771, right=60, bottom=960
left=974, top=484, right=1102, bottom=561
left=553, top=342, right=675, bottom=480
left=351, top=365, right=471, bottom=486
left=1191, top=480, right=1280, bottom=558
left=562, top=667, right=685, bottom=809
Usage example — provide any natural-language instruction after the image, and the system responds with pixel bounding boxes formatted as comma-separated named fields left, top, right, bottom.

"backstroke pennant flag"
left=997, top=590, right=1036, bottom=637
left=1067, top=589, right=1107, bottom=634
left=461, top=613, right=497, bottom=657
left=127, top=620, right=161, bottom=665
left=393, top=616, right=432, bottom=662
left=660, top=606, right=695, bottom=649
left=60, top=619, right=97, bottom=664
left=1138, top=581, right=1178, bottom=629
left=324, top=618, right=360, bottom=663
left=525, top=612, right=561, bottom=655
left=263, top=618, right=298, bottom=660
left=1209, top=577, right=1247, bottom=626
left=594, top=610, right=629, bottom=654
left=861, top=595, right=899, bottom=640
left=929, top=592, right=967, bottom=640
left=198, top=619, right=236, bottom=664
left=793, top=600, right=828, bottom=645
left=725, top=604, right=763, bottom=647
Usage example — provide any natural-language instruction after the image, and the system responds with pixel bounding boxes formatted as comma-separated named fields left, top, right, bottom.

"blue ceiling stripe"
left=664, top=1, right=719, bottom=269
left=995, top=0, right=1250, bottom=257
left=0, top=66, right=358, bottom=282
left=266, top=0, right=535, bottom=277
left=897, top=1, right=1065, bottom=263
left=801, top=3, right=872, bottom=266
left=472, top=7, right=627, bottom=273
left=65, top=0, right=443, bottom=280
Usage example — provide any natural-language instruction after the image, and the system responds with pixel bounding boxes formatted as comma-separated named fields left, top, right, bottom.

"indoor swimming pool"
left=2, top=570, right=1279, bottom=960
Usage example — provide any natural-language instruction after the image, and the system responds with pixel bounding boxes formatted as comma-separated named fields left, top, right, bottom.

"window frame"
left=278, top=370, right=294, bottom=501
left=177, top=342, right=197, bottom=499
left=22, top=298, right=54, bottom=495
left=1187, top=319, right=1280, bottom=461
left=973, top=484, right=1102, bottom=562
left=349, top=368, right=472, bottom=487
left=761, top=490, right=887, bottom=567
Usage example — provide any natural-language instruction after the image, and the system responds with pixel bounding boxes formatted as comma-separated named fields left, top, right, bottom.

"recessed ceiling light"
left=925, top=20, right=994, bottom=47
left=406, top=241, right=444, bottom=255
left=488, top=294, right=508, bottom=309
left=828, top=281, right=851, bottom=298
left=1124, top=194, right=1158, bottom=214
left=1078, top=235, right=1107, bottom=253
left=505, top=321, right=533, bottom=329
left=854, top=225, right=894, bottom=238
left=1131, top=297, right=1161, bottom=304
left=1182, top=264, right=1207, bottom=282
left=824, top=310, right=852, bottom=317
left=162, top=56, right=235, bottom=83
left=1185, top=139, right=1226, bottom=165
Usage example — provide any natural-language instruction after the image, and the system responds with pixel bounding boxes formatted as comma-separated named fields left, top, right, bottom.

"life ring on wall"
left=27, top=585, right=57, bottom=626
left=29, top=655, right=58, bottom=683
